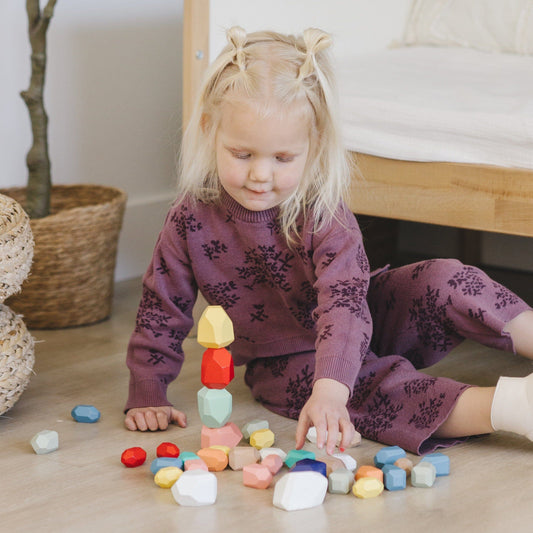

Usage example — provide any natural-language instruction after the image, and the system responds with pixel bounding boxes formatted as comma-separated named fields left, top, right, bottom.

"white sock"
left=491, top=373, right=533, bottom=440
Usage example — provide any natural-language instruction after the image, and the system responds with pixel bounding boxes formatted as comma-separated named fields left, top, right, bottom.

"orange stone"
left=197, top=448, right=229, bottom=471
left=355, top=465, right=384, bottom=483
left=201, top=348, right=234, bottom=389
left=243, top=463, right=273, bottom=489
left=394, top=457, right=414, bottom=477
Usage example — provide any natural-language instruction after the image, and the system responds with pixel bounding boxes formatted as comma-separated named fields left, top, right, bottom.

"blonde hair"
left=178, top=26, right=352, bottom=241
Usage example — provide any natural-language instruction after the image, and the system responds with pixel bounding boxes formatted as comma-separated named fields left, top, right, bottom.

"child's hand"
left=295, top=378, right=355, bottom=455
left=124, top=406, right=187, bottom=432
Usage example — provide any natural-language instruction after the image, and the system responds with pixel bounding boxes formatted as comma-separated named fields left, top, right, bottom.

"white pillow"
left=403, top=0, right=533, bottom=54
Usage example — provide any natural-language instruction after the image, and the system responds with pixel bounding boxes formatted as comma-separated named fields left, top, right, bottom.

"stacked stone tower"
left=197, top=306, right=243, bottom=448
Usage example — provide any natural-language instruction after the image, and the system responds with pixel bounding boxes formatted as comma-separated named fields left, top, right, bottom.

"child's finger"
left=325, top=414, right=340, bottom=454
left=338, top=417, right=355, bottom=450
left=171, top=409, right=187, bottom=428
left=295, top=414, right=311, bottom=449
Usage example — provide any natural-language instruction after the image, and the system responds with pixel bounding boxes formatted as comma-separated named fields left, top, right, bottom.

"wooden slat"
left=350, top=153, right=533, bottom=237
left=182, top=0, right=210, bottom=130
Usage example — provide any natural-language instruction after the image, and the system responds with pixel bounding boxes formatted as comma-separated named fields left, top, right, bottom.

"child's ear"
left=200, top=113, right=211, bottom=134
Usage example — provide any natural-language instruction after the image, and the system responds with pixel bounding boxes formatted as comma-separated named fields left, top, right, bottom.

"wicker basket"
left=0, top=304, right=35, bottom=416
left=0, top=194, right=34, bottom=303
left=1, top=185, right=127, bottom=329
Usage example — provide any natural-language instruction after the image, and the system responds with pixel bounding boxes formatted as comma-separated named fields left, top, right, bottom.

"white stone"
left=273, top=471, right=328, bottom=511
left=306, top=427, right=362, bottom=447
left=259, top=447, right=287, bottom=461
left=171, top=470, right=217, bottom=506
left=241, top=419, right=269, bottom=439
left=332, top=453, right=357, bottom=471
left=30, top=430, right=59, bottom=455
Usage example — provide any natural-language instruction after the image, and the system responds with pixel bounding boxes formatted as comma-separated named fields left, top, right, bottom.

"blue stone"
left=421, top=452, right=450, bottom=476
left=150, top=457, right=184, bottom=475
left=71, top=404, right=101, bottom=423
left=382, top=464, right=406, bottom=491
left=290, top=458, right=327, bottom=477
left=374, top=446, right=406, bottom=468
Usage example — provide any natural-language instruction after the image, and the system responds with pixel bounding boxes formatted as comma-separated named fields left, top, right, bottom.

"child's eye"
left=231, top=151, right=250, bottom=160
left=276, top=155, right=294, bottom=163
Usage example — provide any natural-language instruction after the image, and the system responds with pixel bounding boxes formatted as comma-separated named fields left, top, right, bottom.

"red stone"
left=121, top=446, right=147, bottom=468
left=156, top=441, right=180, bottom=458
left=201, top=348, right=234, bottom=389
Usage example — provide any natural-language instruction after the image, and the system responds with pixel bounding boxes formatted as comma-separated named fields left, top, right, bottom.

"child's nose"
left=250, top=159, right=272, bottom=182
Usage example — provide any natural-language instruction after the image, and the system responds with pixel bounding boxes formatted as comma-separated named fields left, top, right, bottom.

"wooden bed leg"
left=458, top=229, right=482, bottom=266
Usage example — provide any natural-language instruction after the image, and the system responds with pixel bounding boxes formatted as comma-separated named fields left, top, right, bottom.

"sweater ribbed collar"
left=220, top=188, right=280, bottom=223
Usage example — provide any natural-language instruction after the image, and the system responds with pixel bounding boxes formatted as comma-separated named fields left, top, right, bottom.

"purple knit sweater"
left=125, top=190, right=372, bottom=411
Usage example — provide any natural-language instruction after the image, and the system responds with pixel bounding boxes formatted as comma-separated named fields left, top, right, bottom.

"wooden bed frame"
left=183, top=0, right=533, bottom=247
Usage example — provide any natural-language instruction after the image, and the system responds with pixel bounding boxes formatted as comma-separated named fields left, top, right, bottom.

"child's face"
left=215, top=98, right=310, bottom=211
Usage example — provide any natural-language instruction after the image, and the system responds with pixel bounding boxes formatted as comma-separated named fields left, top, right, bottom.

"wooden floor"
left=3, top=274, right=533, bottom=533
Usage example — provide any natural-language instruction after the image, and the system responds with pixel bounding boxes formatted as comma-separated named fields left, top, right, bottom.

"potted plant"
left=1, top=0, right=127, bottom=329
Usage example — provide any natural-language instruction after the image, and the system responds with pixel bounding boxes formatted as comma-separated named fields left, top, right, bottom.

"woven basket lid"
left=0, top=303, right=35, bottom=416
left=0, top=194, right=34, bottom=303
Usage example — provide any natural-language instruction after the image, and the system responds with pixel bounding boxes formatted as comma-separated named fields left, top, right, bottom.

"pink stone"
left=262, top=454, right=283, bottom=475
left=201, top=422, right=243, bottom=448
left=243, top=463, right=273, bottom=489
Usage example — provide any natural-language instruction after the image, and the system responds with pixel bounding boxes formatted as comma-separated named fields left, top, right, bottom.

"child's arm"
left=294, top=378, right=356, bottom=455
left=124, top=406, right=187, bottom=432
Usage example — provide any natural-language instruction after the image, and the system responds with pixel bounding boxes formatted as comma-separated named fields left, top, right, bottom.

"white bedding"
left=337, top=46, right=533, bottom=170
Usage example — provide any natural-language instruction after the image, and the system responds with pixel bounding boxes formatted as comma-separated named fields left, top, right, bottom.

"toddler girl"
left=124, top=26, right=533, bottom=455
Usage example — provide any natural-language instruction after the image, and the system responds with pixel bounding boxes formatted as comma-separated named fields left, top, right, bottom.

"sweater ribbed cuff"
left=313, top=355, right=359, bottom=393
left=124, top=378, right=172, bottom=413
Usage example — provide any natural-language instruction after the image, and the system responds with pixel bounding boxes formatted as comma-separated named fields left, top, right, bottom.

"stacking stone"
left=121, top=446, right=146, bottom=468
left=229, top=446, right=260, bottom=470
left=31, top=430, right=59, bottom=455
left=201, top=422, right=243, bottom=448
left=156, top=441, right=180, bottom=458
left=328, top=468, right=355, bottom=494
left=243, top=463, right=273, bottom=489
left=201, top=347, right=234, bottom=389
left=150, top=457, right=184, bottom=475
left=411, top=461, right=437, bottom=488
left=421, top=452, right=450, bottom=476
left=249, top=428, right=275, bottom=449
left=273, top=471, right=328, bottom=511
left=352, top=477, right=384, bottom=499
left=197, top=387, right=232, bottom=428
left=154, top=466, right=183, bottom=488
left=197, top=447, right=229, bottom=472
left=242, top=419, right=269, bottom=439
left=197, top=306, right=234, bottom=348
left=171, top=470, right=217, bottom=506
left=71, top=404, right=101, bottom=423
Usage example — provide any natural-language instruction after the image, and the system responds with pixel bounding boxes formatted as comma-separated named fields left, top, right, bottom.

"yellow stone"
left=249, top=429, right=275, bottom=449
left=197, top=306, right=234, bottom=348
left=352, top=477, right=384, bottom=499
left=210, top=445, right=231, bottom=456
left=154, top=466, right=183, bottom=488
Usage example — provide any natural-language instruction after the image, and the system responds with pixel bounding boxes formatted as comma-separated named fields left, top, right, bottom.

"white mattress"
left=337, top=46, right=533, bottom=170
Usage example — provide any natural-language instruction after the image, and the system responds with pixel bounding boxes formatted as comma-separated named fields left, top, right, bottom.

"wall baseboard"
left=115, top=191, right=175, bottom=281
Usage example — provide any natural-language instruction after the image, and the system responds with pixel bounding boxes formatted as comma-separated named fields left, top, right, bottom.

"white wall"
left=2, top=0, right=532, bottom=280
left=0, top=0, right=182, bottom=281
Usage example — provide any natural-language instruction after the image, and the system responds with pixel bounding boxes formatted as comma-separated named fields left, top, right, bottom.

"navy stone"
left=290, top=458, right=327, bottom=477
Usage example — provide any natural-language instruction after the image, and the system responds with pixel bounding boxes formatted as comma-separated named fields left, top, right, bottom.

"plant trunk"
left=20, top=0, right=57, bottom=219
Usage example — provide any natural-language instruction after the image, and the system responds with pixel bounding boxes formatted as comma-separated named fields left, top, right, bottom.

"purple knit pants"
left=244, top=259, right=531, bottom=454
